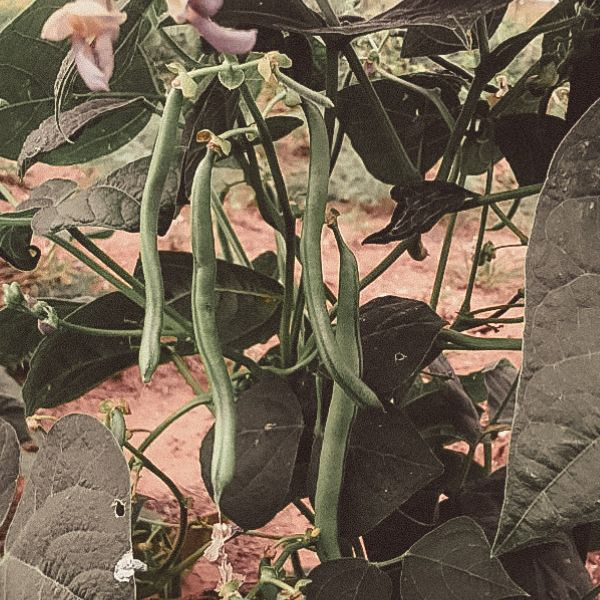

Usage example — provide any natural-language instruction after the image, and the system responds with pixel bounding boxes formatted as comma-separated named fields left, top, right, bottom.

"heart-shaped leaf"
left=200, top=376, right=304, bottom=529
left=21, top=156, right=179, bottom=236
left=0, top=414, right=135, bottom=599
left=494, top=114, right=567, bottom=185
left=359, top=296, right=447, bottom=402
left=337, top=75, right=461, bottom=184
left=305, top=558, right=392, bottom=600
left=0, top=420, right=19, bottom=530
left=17, top=98, right=148, bottom=177
left=401, top=517, right=524, bottom=600
left=310, top=406, right=443, bottom=537
left=363, top=181, right=476, bottom=244
left=0, top=208, right=40, bottom=271
left=494, top=97, right=600, bottom=556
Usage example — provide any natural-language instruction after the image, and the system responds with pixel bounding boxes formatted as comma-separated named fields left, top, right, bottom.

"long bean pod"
left=315, top=213, right=362, bottom=560
left=139, top=88, right=184, bottom=382
left=190, top=150, right=237, bottom=505
left=300, top=101, right=381, bottom=411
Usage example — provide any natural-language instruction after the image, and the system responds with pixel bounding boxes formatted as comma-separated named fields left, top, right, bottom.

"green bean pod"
left=315, top=214, right=362, bottom=560
left=300, top=101, right=381, bottom=411
left=190, top=150, right=236, bottom=504
left=139, top=88, right=184, bottom=383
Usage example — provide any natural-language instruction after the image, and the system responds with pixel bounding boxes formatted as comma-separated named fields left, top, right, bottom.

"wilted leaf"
left=494, top=114, right=567, bottom=185
left=401, top=6, right=508, bottom=58
left=360, top=296, right=446, bottom=402
left=0, top=208, right=40, bottom=271
left=494, top=97, right=600, bottom=556
left=17, top=98, right=147, bottom=176
left=363, top=181, right=476, bottom=244
left=22, top=156, right=179, bottom=236
left=0, top=420, right=19, bottom=529
left=0, top=414, right=135, bottom=599
left=311, top=405, right=443, bottom=537
left=337, top=76, right=461, bottom=184
left=200, top=376, right=304, bottom=529
left=401, top=517, right=524, bottom=600
left=305, top=558, right=392, bottom=600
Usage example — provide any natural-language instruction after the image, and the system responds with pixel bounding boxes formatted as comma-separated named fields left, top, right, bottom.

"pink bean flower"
left=167, top=0, right=256, bottom=54
left=41, top=0, right=126, bottom=92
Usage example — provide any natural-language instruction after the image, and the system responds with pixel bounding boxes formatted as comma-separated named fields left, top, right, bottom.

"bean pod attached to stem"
left=190, top=149, right=237, bottom=505
left=139, top=88, right=184, bottom=383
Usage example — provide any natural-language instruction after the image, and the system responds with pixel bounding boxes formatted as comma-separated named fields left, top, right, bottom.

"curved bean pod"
left=190, top=150, right=236, bottom=504
left=300, top=101, right=381, bottom=411
left=139, top=88, right=184, bottom=383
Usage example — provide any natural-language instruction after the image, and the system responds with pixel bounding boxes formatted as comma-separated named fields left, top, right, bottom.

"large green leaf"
left=494, top=97, right=600, bottom=555
left=0, top=414, right=135, bottom=599
left=0, top=420, right=19, bottom=530
left=401, top=517, right=524, bottom=600
left=0, top=0, right=156, bottom=161
left=337, top=75, right=461, bottom=183
left=0, top=208, right=41, bottom=271
left=200, top=376, right=304, bottom=529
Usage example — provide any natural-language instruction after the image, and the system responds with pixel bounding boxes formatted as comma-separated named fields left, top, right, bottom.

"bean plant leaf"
left=337, top=76, right=461, bottom=184
left=0, top=208, right=40, bottom=271
left=200, top=376, right=304, bottom=529
left=494, top=97, right=600, bottom=556
left=0, top=299, right=82, bottom=369
left=401, top=6, right=508, bottom=58
left=363, top=182, right=476, bottom=244
left=494, top=114, right=567, bottom=185
left=22, top=156, right=179, bottom=236
left=359, top=296, right=447, bottom=403
left=0, top=368, right=30, bottom=444
left=311, top=406, right=443, bottom=537
left=401, top=517, right=524, bottom=600
left=0, top=0, right=156, bottom=161
left=17, top=98, right=147, bottom=176
left=0, top=420, right=19, bottom=530
left=0, top=414, right=135, bottom=599
left=484, top=359, right=519, bottom=424
left=305, top=558, right=392, bottom=600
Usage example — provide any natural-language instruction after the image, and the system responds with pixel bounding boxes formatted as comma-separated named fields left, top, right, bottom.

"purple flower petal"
left=93, top=30, right=115, bottom=81
left=189, top=0, right=223, bottom=18
left=187, top=12, right=256, bottom=54
left=72, top=37, right=110, bottom=91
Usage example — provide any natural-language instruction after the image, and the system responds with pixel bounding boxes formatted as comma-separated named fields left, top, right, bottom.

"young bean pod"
left=190, top=150, right=237, bottom=505
left=300, top=101, right=381, bottom=411
left=139, top=88, right=184, bottom=383
left=314, top=212, right=362, bottom=560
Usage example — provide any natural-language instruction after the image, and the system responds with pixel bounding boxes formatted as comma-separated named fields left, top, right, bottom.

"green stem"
left=273, top=538, right=316, bottom=573
left=169, top=351, right=206, bottom=397
left=461, top=183, right=542, bottom=210
left=0, top=216, right=32, bottom=226
left=274, top=68, right=334, bottom=108
left=489, top=204, right=529, bottom=244
left=325, top=45, right=340, bottom=145
left=59, top=321, right=145, bottom=337
left=438, top=329, right=522, bottom=351
left=292, top=498, right=315, bottom=524
left=429, top=213, right=458, bottom=311
left=489, top=372, right=519, bottom=426
left=210, top=191, right=252, bottom=268
left=125, top=441, right=188, bottom=572
left=0, top=182, right=18, bottom=208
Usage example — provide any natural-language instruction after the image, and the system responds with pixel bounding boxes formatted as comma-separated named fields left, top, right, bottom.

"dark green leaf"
left=0, top=367, right=30, bottom=444
left=0, top=208, right=40, bottom=271
left=0, top=414, right=134, bottom=599
left=363, top=181, right=476, bottom=244
left=401, top=7, right=507, bottom=58
left=484, top=359, right=519, bottom=424
left=305, top=558, right=392, bottom=600
left=22, top=156, right=178, bottom=236
left=251, top=250, right=279, bottom=278
left=261, top=115, right=304, bottom=143
left=17, top=98, right=147, bottom=176
left=494, top=97, right=600, bottom=556
left=359, top=296, right=447, bottom=402
left=494, top=114, right=567, bottom=185
left=401, top=517, right=524, bottom=600
left=337, top=76, right=461, bottom=184
left=0, top=419, right=19, bottom=529
left=0, top=298, right=81, bottom=369
left=200, top=376, right=304, bottom=529
left=311, top=406, right=443, bottom=537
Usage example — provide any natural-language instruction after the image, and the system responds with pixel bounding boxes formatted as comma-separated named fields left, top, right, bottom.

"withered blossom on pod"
left=41, top=0, right=126, bottom=92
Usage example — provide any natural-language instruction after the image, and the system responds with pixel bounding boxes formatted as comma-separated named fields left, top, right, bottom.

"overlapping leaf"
left=494, top=97, right=600, bottom=556
left=0, top=208, right=40, bottom=271
left=337, top=75, right=461, bottom=184
left=363, top=181, right=476, bottom=244
left=200, top=376, right=304, bottom=529
left=0, top=368, right=30, bottom=444
left=0, top=420, right=19, bottom=530
left=0, top=414, right=135, bottom=599
left=21, top=156, right=179, bottom=236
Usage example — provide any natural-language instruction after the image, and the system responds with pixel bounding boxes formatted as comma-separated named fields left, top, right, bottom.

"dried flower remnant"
left=167, top=0, right=256, bottom=54
left=41, top=0, right=126, bottom=92
left=204, top=522, right=239, bottom=562
left=216, top=557, right=245, bottom=600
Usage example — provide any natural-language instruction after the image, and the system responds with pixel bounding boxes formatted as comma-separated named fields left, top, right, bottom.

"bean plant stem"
left=439, top=329, right=522, bottom=351
left=489, top=203, right=529, bottom=244
left=429, top=212, right=458, bottom=311
left=169, top=351, right=206, bottom=397
left=210, top=191, right=252, bottom=268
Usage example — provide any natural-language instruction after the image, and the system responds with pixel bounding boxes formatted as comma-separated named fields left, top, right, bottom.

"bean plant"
left=1, top=0, right=600, bottom=598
